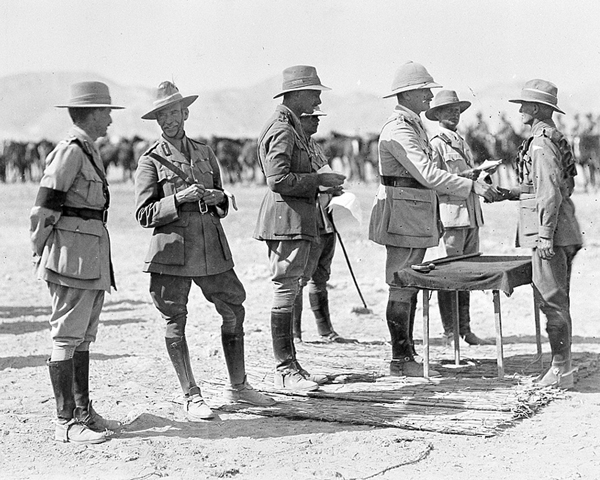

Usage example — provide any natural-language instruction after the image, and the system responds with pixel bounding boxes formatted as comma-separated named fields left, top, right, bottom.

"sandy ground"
left=1, top=178, right=599, bottom=480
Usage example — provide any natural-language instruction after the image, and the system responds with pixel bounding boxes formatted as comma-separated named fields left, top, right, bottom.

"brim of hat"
left=273, top=85, right=331, bottom=99
left=508, top=98, right=565, bottom=115
left=301, top=112, right=327, bottom=117
left=382, top=82, right=442, bottom=99
left=56, top=104, right=125, bottom=109
left=425, top=100, right=471, bottom=121
left=141, top=95, right=198, bottom=120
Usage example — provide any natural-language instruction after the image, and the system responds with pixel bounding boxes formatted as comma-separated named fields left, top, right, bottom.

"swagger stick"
left=330, top=219, right=372, bottom=314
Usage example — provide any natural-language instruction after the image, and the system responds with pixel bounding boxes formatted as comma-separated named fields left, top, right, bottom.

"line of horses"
left=2, top=115, right=600, bottom=191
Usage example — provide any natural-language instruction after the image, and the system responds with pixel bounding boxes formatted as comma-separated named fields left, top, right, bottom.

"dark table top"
left=393, top=255, right=532, bottom=296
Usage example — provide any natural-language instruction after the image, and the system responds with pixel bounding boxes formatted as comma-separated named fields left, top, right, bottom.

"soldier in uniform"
left=29, top=81, right=123, bottom=444
left=254, top=66, right=346, bottom=391
left=506, top=79, right=582, bottom=388
left=369, top=62, right=499, bottom=377
left=135, top=82, right=274, bottom=421
left=426, top=90, right=493, bottom=346
left=293, top=107, right=355, bottom=344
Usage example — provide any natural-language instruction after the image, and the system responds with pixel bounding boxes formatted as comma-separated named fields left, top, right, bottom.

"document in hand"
left=478, top=159, right=503, bottom=172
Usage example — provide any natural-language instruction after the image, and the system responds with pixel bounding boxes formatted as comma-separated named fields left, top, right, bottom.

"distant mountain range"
left=0, top=71, right=598, bottom=142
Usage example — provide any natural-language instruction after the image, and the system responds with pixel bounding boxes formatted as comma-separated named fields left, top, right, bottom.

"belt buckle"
left=199, top=200, right=208, bottom=214
left=102, top=210, right=108, bottom=223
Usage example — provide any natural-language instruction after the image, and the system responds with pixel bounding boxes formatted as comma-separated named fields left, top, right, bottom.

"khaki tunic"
left=431, top=127, right=483, bottom=228
left=30, top=126, right=112, bottom=292
left=369, top=105, right=473, bottom=249
left=135, top=136, right=234, bottom=276
left=253, top=105, right=321, bottom=242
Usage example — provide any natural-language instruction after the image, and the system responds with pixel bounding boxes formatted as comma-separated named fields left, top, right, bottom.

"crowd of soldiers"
left=3, top=111, right=600, bottom=189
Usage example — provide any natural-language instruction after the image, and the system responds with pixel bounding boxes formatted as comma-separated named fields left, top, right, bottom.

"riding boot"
left=165, top=336, right=201, bottom=397
left=72, top=350, right=122, bottom=432
left=292, top=291, right=303, bottom=342
left=271, top=310, right=296, bottom=371
left=48, top=359, right=76, bottom=423
left=408, top=295, right=418, bottom=357
left=48, top=359, right=106, bottom=444
left=221, top=332, right=275, bottom=406
left=538, top=320, right=574, bottom=388
left=221, top=332, right=246, bottom=386
left=309, top=290, right=333, bottom=337
left=438, top=290, right=457, bottom=336
left=165, top=336, right=213, bottom=419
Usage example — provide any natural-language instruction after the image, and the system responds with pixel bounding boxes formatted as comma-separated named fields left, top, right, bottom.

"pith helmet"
left=509, top=79, right=565, bottom=114
left=142, top=81, right=198, bottom=120
left=383, top=61, right=442, bottom=98
left=273, top=65, right=331, bottom=99
left=56, top=81, right=124, bottom=109
left=425, top=90, right=471, bottom=121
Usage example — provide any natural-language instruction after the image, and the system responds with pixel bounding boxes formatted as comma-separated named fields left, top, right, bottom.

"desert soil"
left=1, top=178, right=599, bottom=480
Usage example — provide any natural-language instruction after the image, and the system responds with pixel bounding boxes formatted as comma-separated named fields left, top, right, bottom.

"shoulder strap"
left=148, top=152, right=195, bottom=186
left=70, top=138, right=110, bottom=209
left=436, top=132, right=472, bottom=165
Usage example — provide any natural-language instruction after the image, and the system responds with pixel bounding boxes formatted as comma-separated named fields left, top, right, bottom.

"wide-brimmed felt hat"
left=300, top=106, right=327, bottom=117
left=142, top=81, right=198, bottom=120
left=425, top=90, right=471, bottom=121
left=56, top=81, right=124, bottom=109
left=273, top=65, right=331, bottom=99
left=383, top=61, right=442, bottom=98
left=509, top=79, right=565, bottom=114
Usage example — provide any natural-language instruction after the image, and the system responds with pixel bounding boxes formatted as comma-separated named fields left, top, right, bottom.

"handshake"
left=472, top=181, right=519, bottom=203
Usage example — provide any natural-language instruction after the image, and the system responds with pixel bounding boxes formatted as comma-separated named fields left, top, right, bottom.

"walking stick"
left=331, top=218, right=372, bottom=314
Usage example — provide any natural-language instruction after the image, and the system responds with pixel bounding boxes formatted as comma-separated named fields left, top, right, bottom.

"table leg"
left=423, top=289, right=430, bottom=378
left=453, top=290, right=461, bottom=366
left=493, top=290, right=504, bottom=378
left=533, top=286, right=543, bottom=370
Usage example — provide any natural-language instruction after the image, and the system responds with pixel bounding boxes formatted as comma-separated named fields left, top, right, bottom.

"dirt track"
left=1, top=180, right=599, bottom=480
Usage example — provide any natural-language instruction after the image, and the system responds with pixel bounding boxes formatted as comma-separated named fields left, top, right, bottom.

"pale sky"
left=2, top=0, right=599, bottom=97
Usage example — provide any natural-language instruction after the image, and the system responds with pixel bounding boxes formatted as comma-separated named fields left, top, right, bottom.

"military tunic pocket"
left=45, top=217, right=103, bottom=279
left=518, top=194, right=538, bottom=247
left=387, top=188, right=435, bottom=237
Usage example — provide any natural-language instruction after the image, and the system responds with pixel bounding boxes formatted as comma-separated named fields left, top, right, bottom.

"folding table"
left=394, top=255, right=542, bottom=378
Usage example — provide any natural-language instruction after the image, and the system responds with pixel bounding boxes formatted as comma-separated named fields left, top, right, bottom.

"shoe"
left=320, top=331, right=358, bottom=344
left=389, top=358, right=440, bottom=378
left=224, top=378, right=276, bottom=406
left=537, top=361, right=576, bottom=389
left=293, top=335, right=303, bottom=344
left=274, top=370, right=319, bottom=392
left=55, top=419, right=107, bottom=444
left=184, top=394, right=214, bottom=420
left=463, top=332, right=493, bottom=346
left=75, top=401, right=122, bottom=432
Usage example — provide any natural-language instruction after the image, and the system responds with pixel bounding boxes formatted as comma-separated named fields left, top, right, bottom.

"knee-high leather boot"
left=271, top=310, right=296, bottom=371
left=222, top=331, right=275, bottom=406
left=292, top=291, right=304, bottom=341
left=309, top=290, right=334, bottom=337
left=72, top=351, right=122, bottom=431
left=539, top=318, right=574, bottom=388
left=165, top=336, right=214, bottom=420
left=165, top=336, right=201, bottom=397
left=221, top=332, right=246, bottom=386
left=438, top=290, right=456, bottom=336
left=48, top=359, right=106, bottom=444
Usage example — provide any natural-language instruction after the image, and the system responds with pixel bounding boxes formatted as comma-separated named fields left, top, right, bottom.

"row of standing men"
left=29, top=61, right=581, bottom=445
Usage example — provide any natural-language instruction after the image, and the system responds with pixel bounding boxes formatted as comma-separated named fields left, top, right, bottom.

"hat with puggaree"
left=425, top=90, right=471, bottom=121
left=300, top=106, right=327, bottom=117
left=509, top=79, right=565, bottom=114
left=142, top=81, right=198, bottom=120
left=273, top=65, right=331, bottom=99
left=56, top=81, right=124, bottom=109
left=383, top=61, right=442, bottom=98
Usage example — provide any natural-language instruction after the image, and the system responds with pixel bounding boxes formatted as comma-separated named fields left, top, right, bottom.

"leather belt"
left=62, top=206, right=107, bottom=222
left=380, top=175, right=426, bottom=189
left=179, top=201, right=210, bottom=214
